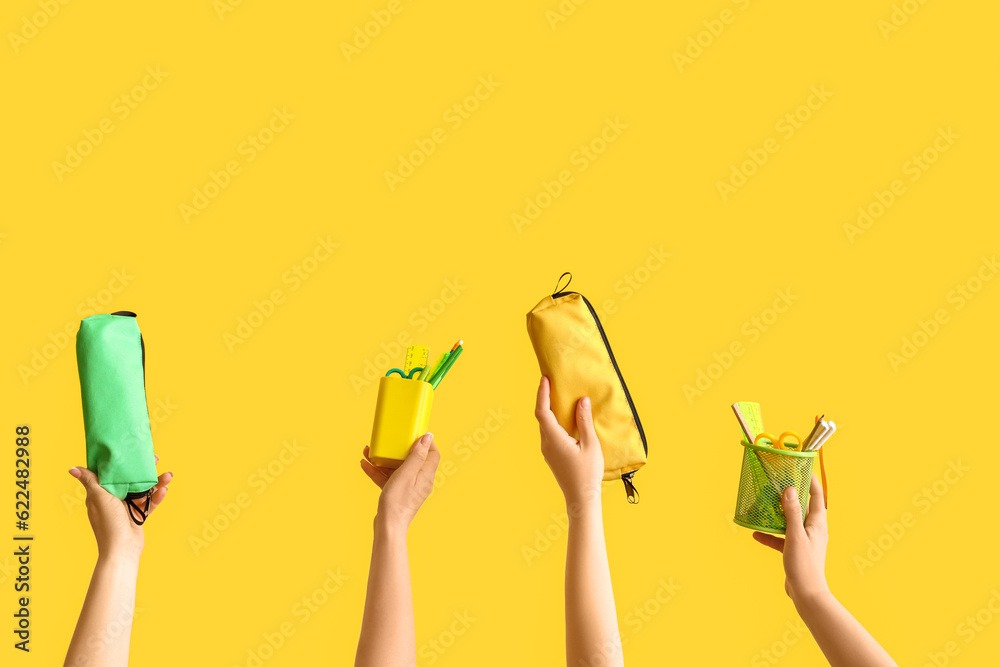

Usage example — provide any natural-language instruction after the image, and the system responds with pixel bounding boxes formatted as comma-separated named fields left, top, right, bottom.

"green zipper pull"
left=622, top=472, right=639, bottom=504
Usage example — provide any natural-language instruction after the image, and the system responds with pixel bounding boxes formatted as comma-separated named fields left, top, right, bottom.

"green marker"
left=431, top=345, right=463, bottom=389
left=428, top=340, right=462, bottom=384
left=424, top=352, right=448, bottom=384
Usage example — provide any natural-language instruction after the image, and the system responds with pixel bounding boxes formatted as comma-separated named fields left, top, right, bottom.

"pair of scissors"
left=753, top=431, right=802, bottom=451
left=385, top=367, right=424, bottom=379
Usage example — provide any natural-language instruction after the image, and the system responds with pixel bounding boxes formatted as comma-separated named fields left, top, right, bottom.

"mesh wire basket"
left=733, top=440, right=816, bottom=534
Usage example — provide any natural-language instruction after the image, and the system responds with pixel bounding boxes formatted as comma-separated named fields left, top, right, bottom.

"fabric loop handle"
left=125, top=489, right=152, bottom=525
left=552, top=272, right=573, bottom=295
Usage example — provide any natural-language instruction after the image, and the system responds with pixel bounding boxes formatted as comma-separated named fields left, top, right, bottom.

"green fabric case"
left=76, top=312, right=158, bottom=524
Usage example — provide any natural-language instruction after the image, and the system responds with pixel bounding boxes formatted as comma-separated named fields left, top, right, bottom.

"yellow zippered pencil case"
left=526, top=273, right=647, bottom=502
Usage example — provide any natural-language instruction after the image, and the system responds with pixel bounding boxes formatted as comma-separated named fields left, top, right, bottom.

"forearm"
left=564, top=497, right=624, bottom=667
left=64, top=553, right=140, bottom=667
left=355, top=517, right=415, bottom=667
left=794, top=591, right=897, bottom=667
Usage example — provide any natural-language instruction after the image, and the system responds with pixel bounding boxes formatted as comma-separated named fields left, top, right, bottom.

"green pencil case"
left=76, top=311, right=158, bottom=525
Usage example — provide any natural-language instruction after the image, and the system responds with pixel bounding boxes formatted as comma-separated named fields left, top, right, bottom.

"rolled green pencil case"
left=76, top=311, right=158, bottom=525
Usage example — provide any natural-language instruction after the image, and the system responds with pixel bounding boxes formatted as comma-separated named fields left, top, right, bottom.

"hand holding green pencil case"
left=76, top=312, right=158, bottom=525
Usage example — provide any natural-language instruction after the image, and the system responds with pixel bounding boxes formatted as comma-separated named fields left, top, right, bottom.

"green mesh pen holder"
left=733, top=440, right=816, bottom=534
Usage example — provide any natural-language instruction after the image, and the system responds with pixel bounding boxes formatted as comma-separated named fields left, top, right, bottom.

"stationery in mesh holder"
left=733, top=439, right=816, bottom=534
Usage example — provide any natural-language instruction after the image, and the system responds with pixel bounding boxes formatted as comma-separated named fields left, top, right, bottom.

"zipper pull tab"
left=552, top=272, right=572, bottom=295
left=622, top=472, right=639, bottom=504
left=125, top=489, right=153, bottom=525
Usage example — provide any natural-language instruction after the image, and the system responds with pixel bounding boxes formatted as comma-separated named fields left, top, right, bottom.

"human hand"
left=534, top=376, right=605, bottom=507
left=360, top=433, right=440, bottom=532
left=753, top=475, right=830, bottom=605
left=69, top=456, right=173, bottom=564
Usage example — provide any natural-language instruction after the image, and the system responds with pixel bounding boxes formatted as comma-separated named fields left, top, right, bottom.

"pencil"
left=732, top=403, right=755, bottom=444
left=423, top=353, right=448, bottom=384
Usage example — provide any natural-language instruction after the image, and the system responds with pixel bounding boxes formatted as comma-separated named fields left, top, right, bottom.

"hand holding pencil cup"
left=731, top=402, right=834, bottom=534
left=368, top=340, right=464, bottom=468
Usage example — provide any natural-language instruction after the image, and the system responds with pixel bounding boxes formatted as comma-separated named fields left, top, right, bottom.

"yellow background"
left=3, top=0, right=999, bottom=664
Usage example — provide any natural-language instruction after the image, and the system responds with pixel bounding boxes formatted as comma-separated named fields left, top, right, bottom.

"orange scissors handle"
left=754, top=431, right=802, bottom=451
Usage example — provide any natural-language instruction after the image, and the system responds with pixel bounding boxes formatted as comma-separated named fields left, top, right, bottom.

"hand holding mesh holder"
left=733, top=438, right=816, bottom=534
left=369, top=376, right=434, bottom=468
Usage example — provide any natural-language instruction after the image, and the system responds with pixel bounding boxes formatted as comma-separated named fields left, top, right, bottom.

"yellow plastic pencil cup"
left=369, top=375, right=435, bottom=468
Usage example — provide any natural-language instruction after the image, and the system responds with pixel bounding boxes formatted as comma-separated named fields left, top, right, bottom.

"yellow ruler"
left=404, top=345, right=429, bottom=375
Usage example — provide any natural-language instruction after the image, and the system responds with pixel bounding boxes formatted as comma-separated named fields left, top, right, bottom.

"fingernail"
left=785, top=487, right=797, bottom=501
left=581, top=396, right=591, bottom=409
left=69, top=467, right=80, bottom=478
left=424, top=432, right=434, bottom=443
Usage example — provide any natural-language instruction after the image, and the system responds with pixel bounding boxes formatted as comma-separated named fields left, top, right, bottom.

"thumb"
left=69, top=467, right=101, bottom=495
left=781, top=486, right=806, bottom=540
left=575, top=397, right=598, bottom=448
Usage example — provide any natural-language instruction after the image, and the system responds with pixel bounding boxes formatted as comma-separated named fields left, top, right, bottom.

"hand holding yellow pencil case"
left=526, top=273, right=647, bottom=502
left=369, top=340, right=463, bottom=468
